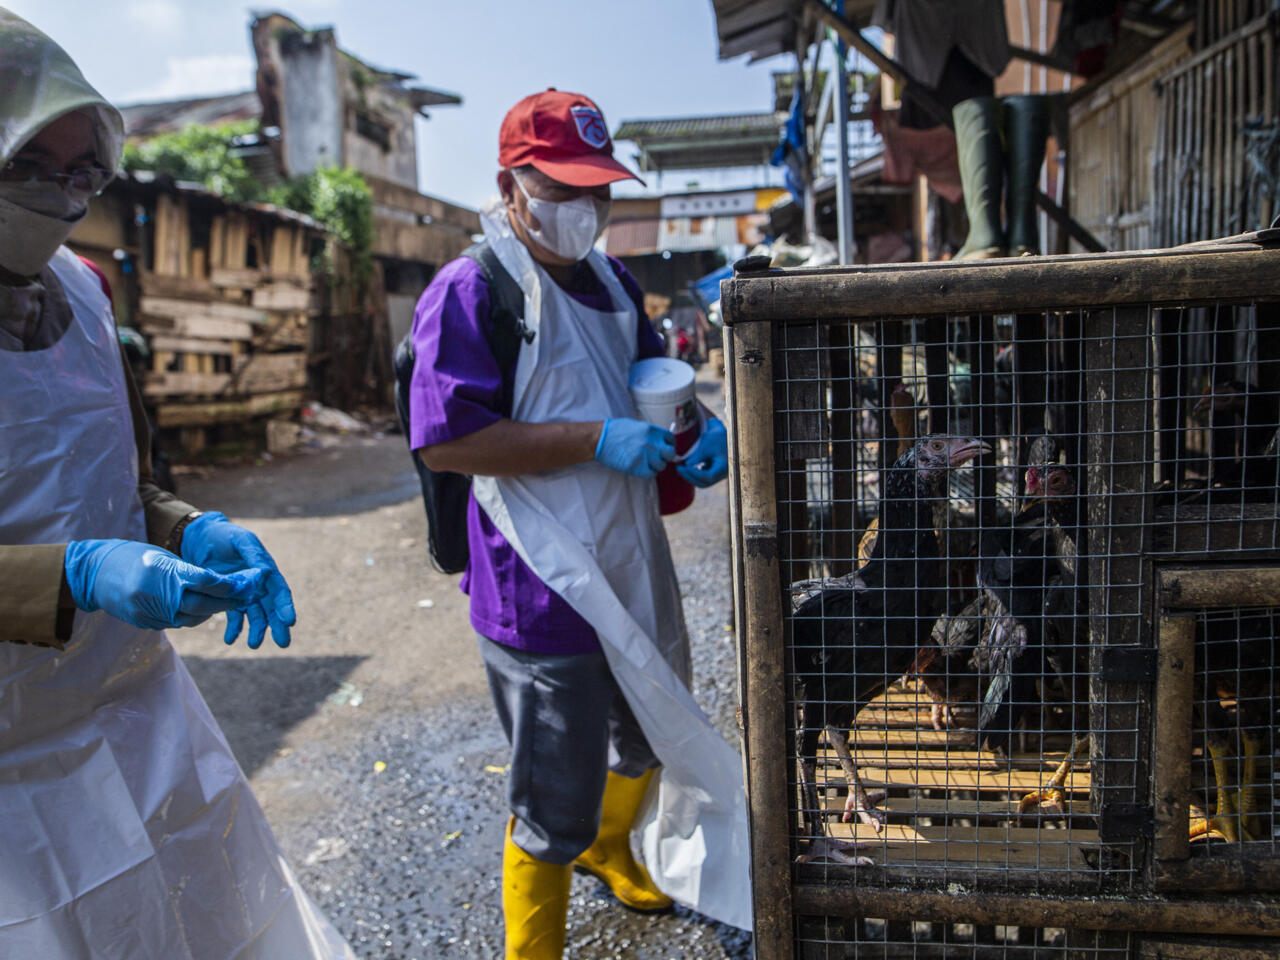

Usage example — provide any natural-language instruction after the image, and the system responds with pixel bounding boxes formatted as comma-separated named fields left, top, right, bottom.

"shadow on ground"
left=182, top=654, right=367, bottom=775
left=176, top=435, right=420, bottom=520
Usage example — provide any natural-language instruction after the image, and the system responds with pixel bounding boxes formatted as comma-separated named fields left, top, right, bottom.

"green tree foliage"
left=123, top=121, right=375, bottom=283
left=121, top=120, right=264, bottom=203
left=273, top=167, right=373, bottom=283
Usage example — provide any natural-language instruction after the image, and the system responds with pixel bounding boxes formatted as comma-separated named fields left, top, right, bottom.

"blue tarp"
left=691, top=264, right=735, bottom=311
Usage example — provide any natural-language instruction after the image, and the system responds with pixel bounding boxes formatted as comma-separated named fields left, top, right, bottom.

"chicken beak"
left=948, top=438, right=991, bottom=466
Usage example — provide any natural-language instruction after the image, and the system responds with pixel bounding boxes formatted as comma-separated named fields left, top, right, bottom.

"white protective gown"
left=471, top=202, right=752, bottom=931
left=0, top=247, right=354, bottom=959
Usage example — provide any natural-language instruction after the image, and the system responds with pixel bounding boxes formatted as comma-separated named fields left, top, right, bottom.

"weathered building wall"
left=366, top=175, right=479, bottom=266
left=280, top=30, right=344, bottom=175
left=341, top=62, right=419, bottom=190
left=253, top=15, right=343, bottom=177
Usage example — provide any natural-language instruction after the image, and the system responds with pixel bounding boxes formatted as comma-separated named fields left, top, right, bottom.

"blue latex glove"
left=594, top=418, right=676, bottom=479
left=64, top=539, right=265, bottom=631
left=676, top=417, right=729, bottom=488
left=180, top=512, right=297, bottom=649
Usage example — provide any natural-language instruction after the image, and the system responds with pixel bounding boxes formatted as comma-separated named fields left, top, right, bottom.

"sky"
left=10, top=0, right=795, bottom=209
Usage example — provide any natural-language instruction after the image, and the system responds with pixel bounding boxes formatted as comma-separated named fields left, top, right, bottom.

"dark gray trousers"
left=478, top=634, right=657, bottom=864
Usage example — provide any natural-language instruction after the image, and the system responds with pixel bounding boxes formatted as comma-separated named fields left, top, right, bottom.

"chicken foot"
left=795, top=756, right=875, bottom=866
left=1018, top=735, right=1089, bottom=816
left=1237, top=730, right=1266, bottom=842
left=1189, top=739, right=1245, bottom=844
left=825, top=724, right=888, bottom=831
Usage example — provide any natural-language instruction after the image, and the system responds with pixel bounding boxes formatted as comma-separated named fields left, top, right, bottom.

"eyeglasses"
left=1, top=157, right=112, bottom=195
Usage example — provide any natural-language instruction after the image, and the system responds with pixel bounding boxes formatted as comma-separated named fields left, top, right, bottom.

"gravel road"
left=169, top=370, right=753, bottom=959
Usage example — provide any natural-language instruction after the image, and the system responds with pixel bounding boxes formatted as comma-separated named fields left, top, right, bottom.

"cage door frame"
left=1154, top=566, right=1280, bottom=893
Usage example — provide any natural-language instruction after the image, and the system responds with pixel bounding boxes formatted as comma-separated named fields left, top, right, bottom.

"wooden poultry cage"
left=723, top=231, right=1280, bottom=959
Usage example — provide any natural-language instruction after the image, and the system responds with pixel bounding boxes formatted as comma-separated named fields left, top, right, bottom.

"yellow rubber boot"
left=503, top=818, right=572, bottom=959
left=573, top=769, right=674, bottom=913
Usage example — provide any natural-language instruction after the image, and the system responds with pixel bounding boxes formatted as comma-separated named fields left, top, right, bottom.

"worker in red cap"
left=407, top=89, right=746, bottom=957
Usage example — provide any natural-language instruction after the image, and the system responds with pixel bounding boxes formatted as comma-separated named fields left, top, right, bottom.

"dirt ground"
left=168, top=368, right=753, bottom=959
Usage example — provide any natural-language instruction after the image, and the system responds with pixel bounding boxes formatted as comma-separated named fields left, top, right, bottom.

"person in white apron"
left=409, top=90, right=746, bottom=958
left=0, top=11, right=354, bottom=957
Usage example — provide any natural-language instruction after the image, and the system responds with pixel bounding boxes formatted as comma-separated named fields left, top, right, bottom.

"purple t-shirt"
left=409, top=253, right=664, bottom=654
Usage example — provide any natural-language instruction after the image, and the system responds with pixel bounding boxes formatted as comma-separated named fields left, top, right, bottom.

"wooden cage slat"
left=1152, top=614, right=1195, bottom=869
left=720, top=247, right=1280, bottom=324
left=727, top=318, right=795, bottom=960
left=791, top=885, right=1280, bottom=936
left=1159, top=566, right=1280, bottom=607
left=1084, top=305, right=1154, bottom=846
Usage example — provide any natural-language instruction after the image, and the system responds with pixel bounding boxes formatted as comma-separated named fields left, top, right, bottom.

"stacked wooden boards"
left=138, top=194, right=320, bottom=436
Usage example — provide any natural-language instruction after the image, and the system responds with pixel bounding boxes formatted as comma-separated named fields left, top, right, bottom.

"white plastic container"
left=630, top=357, right=699, bottom=515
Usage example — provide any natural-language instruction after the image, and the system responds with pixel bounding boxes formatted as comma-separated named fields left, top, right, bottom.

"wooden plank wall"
left=1154, top=11, right=1279, bottom=246
left=136, top=193, right=317, bottom=437
left=1195, top=0, right=1275, bottom=49
left=1071, top=4, right=1280, bottom=253
left=1068, top=25, right=1193, bottom=252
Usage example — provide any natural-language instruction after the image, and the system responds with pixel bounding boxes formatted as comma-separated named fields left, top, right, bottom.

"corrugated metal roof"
left=614, top=112, right=783, bottom=172
left=659, top=213, right=764, bottom=252
left=614, top=112, right=782, bottom=142
left=119, top=91, right=261, bottom=138
left=709, top=0, right=879, bottom=62
left=711, top=0, right=801, bottom=62
left=604, top=218, right=661, bottom=257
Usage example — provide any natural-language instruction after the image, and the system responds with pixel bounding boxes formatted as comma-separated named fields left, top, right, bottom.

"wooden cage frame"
left=723, top=234, right=1280, bottom=958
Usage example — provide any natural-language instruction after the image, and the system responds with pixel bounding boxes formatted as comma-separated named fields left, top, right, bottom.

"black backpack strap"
left=461, top=241, right=533, bottom=379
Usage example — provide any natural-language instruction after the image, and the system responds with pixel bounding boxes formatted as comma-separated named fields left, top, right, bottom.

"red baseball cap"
left=499, top=89, right=643, bottom=188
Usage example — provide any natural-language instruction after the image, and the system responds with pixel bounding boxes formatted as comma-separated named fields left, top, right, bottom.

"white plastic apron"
left=472, top=202, right=752, bottom=931
left=0, top=247, right=353, bottom=959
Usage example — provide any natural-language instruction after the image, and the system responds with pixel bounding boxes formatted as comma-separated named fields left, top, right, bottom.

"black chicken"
left=974, top=439, right=1083, bottom=759
left=1193, top=380, right=1280, bottom=501
left=791, top=434, right=989, bottom=863
left=910, top=450, right=1082, bottom=746
left=1011, top=458, right=1093, bottom=815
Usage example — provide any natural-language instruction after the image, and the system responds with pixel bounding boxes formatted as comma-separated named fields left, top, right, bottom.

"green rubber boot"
left=952, top=97, right=1006, bottom=260
left=1003, top=95, right=1051, bottom=256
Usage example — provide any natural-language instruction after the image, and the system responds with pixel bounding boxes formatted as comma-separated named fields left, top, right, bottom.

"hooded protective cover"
left=470, top=199, right=752, bottom=931
left=0, top=16, right=353, bottom=950
left=0, top=10, right=123, bottom=173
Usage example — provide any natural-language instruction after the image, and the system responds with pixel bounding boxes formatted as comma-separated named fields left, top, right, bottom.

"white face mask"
left=0, top=180, right=89, bottom=277
left=512, top=170, right=611, bottom=262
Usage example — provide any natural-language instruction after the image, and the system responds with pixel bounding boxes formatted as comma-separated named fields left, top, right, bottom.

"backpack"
left=393, top=241, right=533, bottom=574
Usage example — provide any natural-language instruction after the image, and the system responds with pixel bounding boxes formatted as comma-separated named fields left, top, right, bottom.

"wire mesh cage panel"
left=722, top=234, right=1280, bottom=959
left=795, top=916, right=1131, bottom=960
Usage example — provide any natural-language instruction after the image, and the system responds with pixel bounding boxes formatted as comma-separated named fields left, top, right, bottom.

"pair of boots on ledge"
left=953, top=94, right=1051, bottom=259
